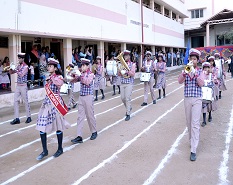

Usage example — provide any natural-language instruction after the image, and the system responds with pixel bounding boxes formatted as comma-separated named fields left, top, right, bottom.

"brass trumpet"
left=117, top=52, right=130, bottom=78
left=3, top=62, right=17, bottom=72
left=184, top=61, right=194, bottom=73
left=65, top=65, right=81, bottom=82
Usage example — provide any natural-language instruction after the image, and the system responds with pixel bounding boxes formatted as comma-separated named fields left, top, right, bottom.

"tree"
left=218, top=27, right=233, bottom=43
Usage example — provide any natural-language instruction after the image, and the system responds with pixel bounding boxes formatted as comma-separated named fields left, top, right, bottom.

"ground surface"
left=0, top=68, right=233, bottom=185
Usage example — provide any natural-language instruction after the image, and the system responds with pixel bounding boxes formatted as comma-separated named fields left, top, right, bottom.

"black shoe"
left=190, top=152, right=196, bottom=161
left=90, top=132, right=98, bottom=140
left=10, top=118, right=20, bottom=125
left=94, top=98, right=98, bottom=101
left=73, top=103, right=77, bottom=109
left=153, top=100, right=156, bottom=104
left=201, top=122, right=206, bottom=127
left=53, top=149, right=63, bottom=158
left=118, top=91, right=120, bottom=94
left=71, top=136, right=83, bottom=144
left=125, top=115, right=130, bottom=121
left=219, top=95, right=222, bottom=99
left=68, top=107, right=71, bottom=111
left=25, top=117, right=32, bottom=124
left=141, top=102, right=147, bottom=106
left=216, top=96, right=219, bottom=100
left=112, top=93, right=116, bottom=96
left=36, top=150, right=48, bottom=161
left=208, top=116, right=212, bottom=122
left=163, top=95, right=166, bottom=98
left=153, top=85, right=156, bottom=88
left=157, top=96, right=161, bottom=100
left=101, top=95, right=105, bottom=100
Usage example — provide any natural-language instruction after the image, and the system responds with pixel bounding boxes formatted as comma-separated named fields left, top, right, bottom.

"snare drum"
left=106, top=60, right=118, bottom=76
left=140, top=72, right=151, bottom=82
left=202, top=86, right=213, bottom=103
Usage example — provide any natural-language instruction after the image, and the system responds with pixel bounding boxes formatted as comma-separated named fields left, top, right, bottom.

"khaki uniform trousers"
left=184, top=97, right=202, bottom=153
left=14, top=84, right=31, bottom=118
left=144, top=77, right=156, bottom=103
left=121, top=83, right=133, bottom=115
left=77, top=95, right=97, bottom=136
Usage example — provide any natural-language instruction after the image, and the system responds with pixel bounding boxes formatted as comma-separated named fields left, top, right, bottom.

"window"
left=191, top=9, right=204, bottom=18
left=154, top=2, right=161, bottom=13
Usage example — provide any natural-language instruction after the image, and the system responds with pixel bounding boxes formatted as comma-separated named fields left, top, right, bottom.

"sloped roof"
left=201, top=9, right=233, bottom=27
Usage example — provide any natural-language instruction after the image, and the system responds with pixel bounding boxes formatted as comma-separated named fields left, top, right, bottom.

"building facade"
left=184, top=0, right=233, bottom=48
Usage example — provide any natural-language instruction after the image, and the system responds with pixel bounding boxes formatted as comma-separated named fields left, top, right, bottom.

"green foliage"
left=218, top=27, right=233, bottom=41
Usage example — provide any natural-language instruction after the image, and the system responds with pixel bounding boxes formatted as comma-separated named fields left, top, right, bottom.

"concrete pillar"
left=206, top=23, right=210, bottom=47
left=171, top=47, right=174, bottom=67
left=97, top=41, right=105, bottom=63
left=162, top=46, right=165, bottom=53
left=176, top=14, right=179, bottom=22
left=63, top=38, right=72, bottom=70
left=180, top=18, right=184, bottom=24
left=9, top=35, right=21, bottom=92
left=151, top=45, right=155, bottom=55
left=170, top=10, right=172, bottom=19
left=121, top=43, right=126, bottom=51
left=161, top=5, right=165, bottom=15
left=150, top=0, right=154, bottom=10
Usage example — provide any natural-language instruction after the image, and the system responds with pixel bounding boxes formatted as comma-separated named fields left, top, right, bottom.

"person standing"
left=156, top=53, right=166, bottom=99
left=118, top=50, right=136, bottom=121
left=214, top=53, right=227, bottom=99
left=10, top=53, right=32, bottom=125
left=66, top=64, right=77, bottom=111
left=36, top=58, right=70, bottom=160
left=201, top=62, right=217, bottom=127
left=93, top=56, right=105, bottom=101
left=111, top=57, right=121, bottom=96
left=71, top=58, right=97, bottom=144
left=141, top=51, right=157, bottom=106
left=178, top=48, right=205, bottom=161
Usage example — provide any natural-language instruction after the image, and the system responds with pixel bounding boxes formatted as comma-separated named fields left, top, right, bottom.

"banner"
left=45, top=84, right=68, bottom=116
left=195, top=45, right=233, bottom=62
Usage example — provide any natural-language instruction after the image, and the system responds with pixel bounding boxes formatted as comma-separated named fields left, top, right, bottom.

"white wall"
left=0, top=0, right=185, bottom=48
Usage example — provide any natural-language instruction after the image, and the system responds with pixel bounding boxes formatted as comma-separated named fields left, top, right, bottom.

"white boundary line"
left=143, top=128, right=187, bottom=185
left=70, top=99, right=184, bottom=185
left=218, top=102, right=233, bottom=185
left=0, top=81, right=177, bottom=138
left=0, top=82, right=180, bottom=158
left=0, top=83, right=143, bottom=125
left=0, top=86, right=183, bottom=185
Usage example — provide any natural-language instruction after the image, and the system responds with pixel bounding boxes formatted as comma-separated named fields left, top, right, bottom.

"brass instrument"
left=184, top=61, right=195, bottom=74
left=117, top=52, right=130, bottom=78
left=3, top=62, right=17, bottom=72
left=65, top=65, right=81, bottom=82
left=91, top=64, right=97, bottom=74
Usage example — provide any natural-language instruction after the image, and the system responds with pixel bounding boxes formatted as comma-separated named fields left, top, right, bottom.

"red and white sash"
left=45, top=84, right=68, bottom=116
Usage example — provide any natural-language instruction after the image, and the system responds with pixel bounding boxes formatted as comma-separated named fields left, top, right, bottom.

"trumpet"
left=184, top=61, right=195, bottom=74
left=65, top=65, right=81, bottom=82
left=3, top=62, right=17, bottom=72
left=117, top=52, right=130, bottom=78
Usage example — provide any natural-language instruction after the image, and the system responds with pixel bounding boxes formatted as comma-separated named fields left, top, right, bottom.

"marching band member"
left=141, top=51, right=157, bottom=106
left=36, top=58, right=70, bottom=160
left=66, top=64, right=77, bottom=111
left=201, top=62, right=217, bottom=127
left=214, top=53, right=227, bottom=99
left=178, top=48, right=205, bottom=161
left=10, top=53, right=32, bottom=125
left=118, top=50, right=136, bottom=121
left=111, top=57, right=121, bottom=96
left=208, top=56, right=220, bottom=100
left=156, top=53, right=166, bottom=99
left=71, top=58, right=97, bottom=144
left=93, top=56, right=105, bottom=101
